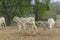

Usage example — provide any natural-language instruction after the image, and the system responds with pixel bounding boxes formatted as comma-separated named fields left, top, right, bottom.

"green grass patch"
left=35, top=21, right=39, bottom=27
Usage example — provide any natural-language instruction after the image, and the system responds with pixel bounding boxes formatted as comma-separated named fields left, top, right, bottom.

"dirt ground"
left=0, top=26, right=60, bottom=40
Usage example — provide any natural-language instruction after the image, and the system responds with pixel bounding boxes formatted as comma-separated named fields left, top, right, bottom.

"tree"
left=0, top=0, right=31, bottom=26
left=34, top=0, right=50, bottom=21
left=0, top=0, right=50, bottom=26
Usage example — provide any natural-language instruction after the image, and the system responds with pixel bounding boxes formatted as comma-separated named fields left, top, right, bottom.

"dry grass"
left=0, top=26, right=60, bottom=40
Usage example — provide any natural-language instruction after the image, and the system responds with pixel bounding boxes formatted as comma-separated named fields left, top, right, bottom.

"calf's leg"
left=32, top=23, right=38, bottom=33
left=18, top=25, right=21, bottom=31
left=23, top=23, right=25, bottom=30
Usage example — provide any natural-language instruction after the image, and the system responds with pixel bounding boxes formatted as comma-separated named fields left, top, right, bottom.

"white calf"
left=13, top=16, right=37, bottom=33
left=47, top=18, right=55, bottom=30
left=0, top=17, right=6, bottom=28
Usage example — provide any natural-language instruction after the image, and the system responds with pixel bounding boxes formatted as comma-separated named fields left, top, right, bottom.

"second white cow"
left=48, top=18, right=55, bottom=30
left=13, top=16, right=38, bottom=33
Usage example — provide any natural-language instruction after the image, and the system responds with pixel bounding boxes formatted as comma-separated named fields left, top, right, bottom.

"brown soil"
left=0, top=26, right=60, bottom=40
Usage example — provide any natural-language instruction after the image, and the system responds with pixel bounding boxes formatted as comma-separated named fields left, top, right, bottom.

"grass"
left=35, top=21, right=39, bottom=27
left=43, top=26, right=48, bottom=30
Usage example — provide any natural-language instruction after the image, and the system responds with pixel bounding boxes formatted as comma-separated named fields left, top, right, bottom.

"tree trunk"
left=35, top=11, right=39, bottom=21
left=2, top=1, right=11, bottom=26
left=5, top=16, right=11, bottom=26
left=33, top=5, right=39, bottom=21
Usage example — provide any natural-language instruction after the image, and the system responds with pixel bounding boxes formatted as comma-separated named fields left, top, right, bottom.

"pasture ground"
left=0, top=26, right=60, bottom=40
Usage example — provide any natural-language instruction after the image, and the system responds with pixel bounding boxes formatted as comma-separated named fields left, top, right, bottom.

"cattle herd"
left=0, top=16, right=57, bottom=33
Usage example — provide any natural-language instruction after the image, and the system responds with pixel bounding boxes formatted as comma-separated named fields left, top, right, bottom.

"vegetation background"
left=0, top=0, right=58, bottom=26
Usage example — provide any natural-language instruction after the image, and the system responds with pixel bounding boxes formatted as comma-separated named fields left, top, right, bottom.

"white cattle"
left=47, top=18, right=55, bottom=30
left=13, top=16, right=38, bottom=33
left=0, top=17, right=6, bottom=28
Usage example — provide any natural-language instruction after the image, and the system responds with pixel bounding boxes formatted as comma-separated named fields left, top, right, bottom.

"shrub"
left=35, top=21, right=39, bottom=27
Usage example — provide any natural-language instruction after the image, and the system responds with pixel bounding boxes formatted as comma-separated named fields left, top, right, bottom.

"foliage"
left=50, top=2, right=60, bottom=15
left=0, top=0, right=51, bottom=18
left=0, top=0, right=31, bottom=17
left=34, top=0, right=50, bottom=20
left=0, top=0, right=50, bottom=25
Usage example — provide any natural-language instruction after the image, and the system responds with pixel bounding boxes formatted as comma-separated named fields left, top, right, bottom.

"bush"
left=35, top=21, right=39, bottom=27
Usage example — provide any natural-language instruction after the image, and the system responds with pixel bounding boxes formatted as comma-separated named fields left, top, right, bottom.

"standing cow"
left=48, top=18, right=55, bottom=30
left=13, top=16, right=38, bottom=33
